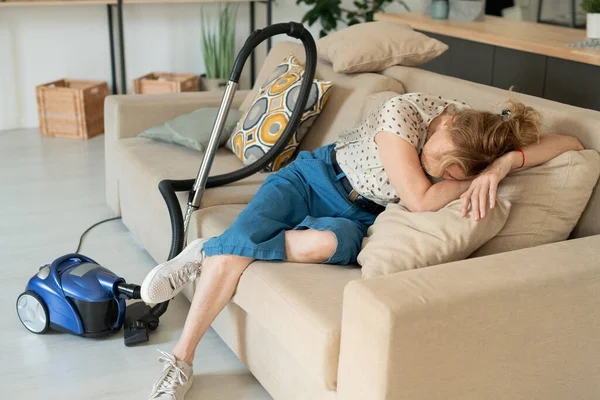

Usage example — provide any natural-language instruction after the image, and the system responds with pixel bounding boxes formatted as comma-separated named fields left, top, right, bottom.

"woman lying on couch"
left=141, top=93, right=583, bottom=400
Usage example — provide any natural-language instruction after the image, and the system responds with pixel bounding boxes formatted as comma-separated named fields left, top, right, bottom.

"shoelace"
left=168, top=262, right=201, bottom=290
left=150, top=350, right=189, bottom=399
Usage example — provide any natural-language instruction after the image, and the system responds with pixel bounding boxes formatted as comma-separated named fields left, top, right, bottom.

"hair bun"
left=503, top=98, right=542, bottom=148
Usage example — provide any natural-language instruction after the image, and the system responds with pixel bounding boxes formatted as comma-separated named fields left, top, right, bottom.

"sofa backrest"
left=381, top=65, right=600, bottom=239
left=242, top=42, right=406, bottom=151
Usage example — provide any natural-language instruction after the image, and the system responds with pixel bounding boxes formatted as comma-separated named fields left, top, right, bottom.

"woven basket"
left=36, top=79, right=108, bottom=139
left=133, top=72, right=199, bottom=94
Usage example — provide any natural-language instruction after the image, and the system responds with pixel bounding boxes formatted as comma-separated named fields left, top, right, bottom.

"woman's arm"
left=376, top=132, right=472, bottom=212
left=462, top=133, right=584, bottom=220
left=504, top=133, right=584, bottom=171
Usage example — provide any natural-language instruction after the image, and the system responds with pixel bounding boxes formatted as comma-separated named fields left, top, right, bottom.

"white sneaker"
left=141, top=238, right=207, bottom=303
left=149, top=350, right=193, bottom=400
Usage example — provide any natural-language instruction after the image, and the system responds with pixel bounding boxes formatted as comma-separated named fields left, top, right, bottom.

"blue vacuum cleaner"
left=16, top=22, right=317, bottom=346
left=17, top=254, right=141, bottom=338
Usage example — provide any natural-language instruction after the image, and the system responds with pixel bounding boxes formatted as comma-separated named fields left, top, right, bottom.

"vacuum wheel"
left=16, top=291, right=49, bottom=334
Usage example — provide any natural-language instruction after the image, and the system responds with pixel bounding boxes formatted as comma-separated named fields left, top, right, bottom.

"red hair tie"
left=516, top=148, right=525, bottom=169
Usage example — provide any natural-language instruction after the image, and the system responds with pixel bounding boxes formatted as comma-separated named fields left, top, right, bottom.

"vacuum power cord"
left=75, top=216, right=122, bottom=253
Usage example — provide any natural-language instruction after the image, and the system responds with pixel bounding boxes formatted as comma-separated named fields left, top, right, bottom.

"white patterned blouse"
left=334, top=93, right=469, bottom=205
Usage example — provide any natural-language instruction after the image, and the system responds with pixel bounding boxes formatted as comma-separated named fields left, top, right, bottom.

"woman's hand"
left=460, top=133, right=584, bottom=220
left=461, top=153, right=515, bottom=220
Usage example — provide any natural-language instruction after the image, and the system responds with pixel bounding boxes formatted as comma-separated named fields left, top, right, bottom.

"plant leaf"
left=200, top=4, right=238, bottom=79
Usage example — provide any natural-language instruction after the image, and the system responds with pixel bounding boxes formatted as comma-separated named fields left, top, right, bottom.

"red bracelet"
left=516, top=148, right=525, bottom=169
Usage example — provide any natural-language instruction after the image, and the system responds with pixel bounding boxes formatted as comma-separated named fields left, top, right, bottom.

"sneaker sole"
left=140, top=238, right=206, bottom=304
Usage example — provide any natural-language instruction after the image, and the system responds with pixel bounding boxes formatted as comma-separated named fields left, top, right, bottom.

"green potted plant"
left=200, top=5, right=238, bottom=91
left=296, top=0, right=410, bottom=37
left=583, top=0, right=600, bottom=38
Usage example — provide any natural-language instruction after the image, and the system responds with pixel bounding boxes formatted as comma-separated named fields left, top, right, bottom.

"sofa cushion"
left=242, top=42, right=407, bottom=152
left=317, top=21, right=448, bottom=74
left=358, top=198, right=511, bottom=278
left=115, top=137, right=269, bottom=262
left=380, top=65, right=600, bottom=239
left=185, top=204, right=360, bottom=391
left=227, top=54, right=333, bottom=171
left=472, top=150, right=600, bottom=257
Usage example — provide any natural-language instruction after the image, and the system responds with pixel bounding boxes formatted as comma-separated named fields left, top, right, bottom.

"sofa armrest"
left=104, top=90, right=250, bottom=214
left=337, top=236, right=600, bottom=400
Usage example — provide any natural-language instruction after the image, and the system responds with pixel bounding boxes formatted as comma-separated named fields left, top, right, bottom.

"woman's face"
left=421, top=117, right=468, bottom=181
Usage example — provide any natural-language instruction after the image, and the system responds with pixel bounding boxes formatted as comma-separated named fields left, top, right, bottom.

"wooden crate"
left=133, top=72, right=199, bottom=94
left=36, top=79, right=108, bottom=139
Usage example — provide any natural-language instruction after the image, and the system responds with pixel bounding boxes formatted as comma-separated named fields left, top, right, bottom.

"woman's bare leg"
left=171, top=229, right=337, bottom=363
left=171, top=254, right=252, bottom=363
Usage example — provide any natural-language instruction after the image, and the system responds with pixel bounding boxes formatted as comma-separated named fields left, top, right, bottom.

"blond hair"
left=435, top=97, right=542, bottom=177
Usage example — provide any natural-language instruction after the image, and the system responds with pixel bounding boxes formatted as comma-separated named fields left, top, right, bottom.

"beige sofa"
left=105, top=41, right=600, bottom=399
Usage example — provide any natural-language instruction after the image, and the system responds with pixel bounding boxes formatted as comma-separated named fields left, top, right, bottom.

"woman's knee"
left=285, top=229, right=337, bottom=263
left=296, top=218, right=366, bottom=265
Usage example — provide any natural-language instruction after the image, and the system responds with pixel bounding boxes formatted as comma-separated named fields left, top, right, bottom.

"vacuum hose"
left=152, top=22, right=317, bottom=318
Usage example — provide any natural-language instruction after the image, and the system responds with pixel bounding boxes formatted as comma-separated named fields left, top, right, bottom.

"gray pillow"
left=139, top=107, right=244, bottom=151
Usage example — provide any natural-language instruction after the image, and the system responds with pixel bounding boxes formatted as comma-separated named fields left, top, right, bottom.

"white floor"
left=0, top=129, right=272, bottom=399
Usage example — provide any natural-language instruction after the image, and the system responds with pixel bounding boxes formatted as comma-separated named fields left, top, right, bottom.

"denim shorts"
left=203, top=143, right=377, bottom=265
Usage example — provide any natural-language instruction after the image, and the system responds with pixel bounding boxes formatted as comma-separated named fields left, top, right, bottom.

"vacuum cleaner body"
left=18, top=254, right=126, bottom=337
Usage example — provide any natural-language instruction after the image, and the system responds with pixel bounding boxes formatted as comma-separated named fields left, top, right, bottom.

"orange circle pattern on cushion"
left=231, top=131, right=244, bottom=159
left=272, top=146, right=298, bottom=171
left=259, top=112, right=289, bottom=145
left=268, top=73, right=300, bottom=96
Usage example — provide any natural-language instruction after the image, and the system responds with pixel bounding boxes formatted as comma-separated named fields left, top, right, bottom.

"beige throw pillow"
left=317, top=21, right=449, bottom=74
left=358, top=198, right=511, bottom=279
left=472, top=150, right=600, bottom=257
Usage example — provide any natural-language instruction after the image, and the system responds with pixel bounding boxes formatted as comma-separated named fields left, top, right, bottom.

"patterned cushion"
left=227, top=54, right=333, bottom=171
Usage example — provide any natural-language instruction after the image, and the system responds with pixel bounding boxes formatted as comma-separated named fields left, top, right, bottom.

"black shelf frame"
left=106, top=0, right=272, bottom=95
left=536, top=0, right=585, bottom=29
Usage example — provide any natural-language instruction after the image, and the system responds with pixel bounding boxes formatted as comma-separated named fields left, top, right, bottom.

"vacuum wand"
left=185, top=81, right=239, bottom=237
